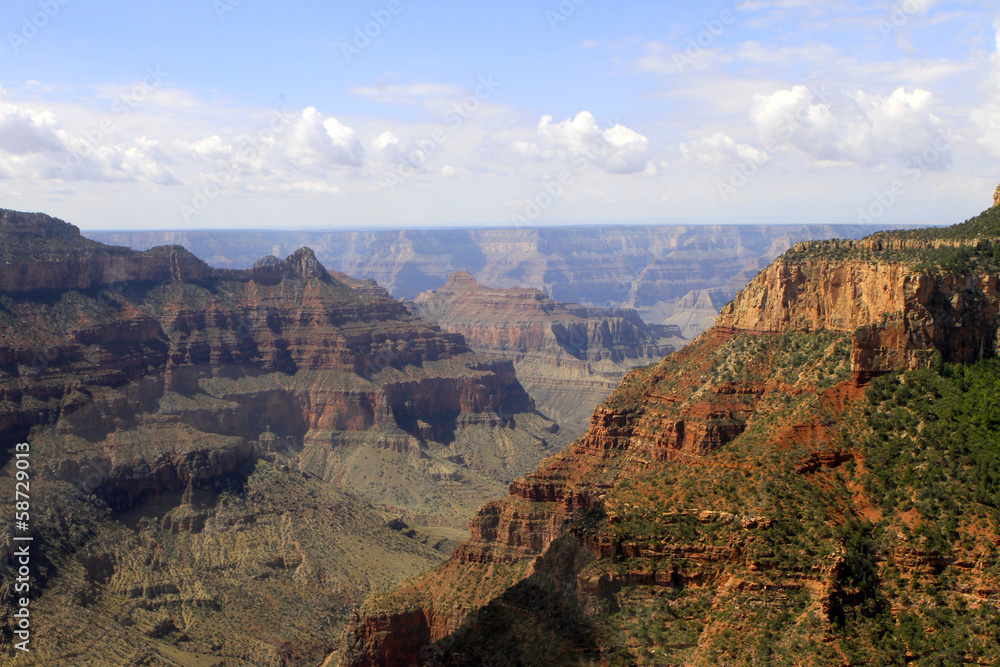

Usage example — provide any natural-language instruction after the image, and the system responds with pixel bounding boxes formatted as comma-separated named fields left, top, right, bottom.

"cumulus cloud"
left=751, top=85, right=951, bottom=169
left=285, top=107, right=364, bottom=168
left=0, top=101, right=65, bottom=155
left=372, top=130, right=399, bottom=152
left=516, top=111, right=654, bottom=175
left=0, top=92, right=179, bottom=184
left=173, top=107, right=365, bottom=190
left=680, top=132, right=769, bottom=170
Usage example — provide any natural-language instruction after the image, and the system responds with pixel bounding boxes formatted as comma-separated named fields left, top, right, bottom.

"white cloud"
left=0, top=92, right=180, bottom=184
left=179, top=135, right=232, bottom=161
left=372, top=130, right=399, bottom=151
left=285, top=107, right=364, bottom=168
left=0, top=101, right=65, bottom=155
left=515, top=111, right=653, bottom=175
left=751, top=85, right=951, bottom=169
left=681, top=132, right=769, bottom=170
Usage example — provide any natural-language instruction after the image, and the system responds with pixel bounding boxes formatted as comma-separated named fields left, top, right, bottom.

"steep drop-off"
left=409, top=271, right=684, bottom=438
left=340, top=209, right=1000, bottom=665
left=0, top=210, right=566, bottom=665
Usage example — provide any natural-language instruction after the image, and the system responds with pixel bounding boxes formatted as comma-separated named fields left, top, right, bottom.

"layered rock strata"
left=408, top=271, right=684, bottom=437
left=0, top=210, right=565, bottom=665
left=89, top=224, right=906, bottom=340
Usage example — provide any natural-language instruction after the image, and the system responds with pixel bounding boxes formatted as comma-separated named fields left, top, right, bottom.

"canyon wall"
left=0, top=210, right=566, bottom=665
left=718, top=237, right=1000, bottom=376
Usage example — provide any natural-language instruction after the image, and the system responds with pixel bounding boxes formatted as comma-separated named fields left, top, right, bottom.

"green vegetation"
left=900, top=205, right=1000, bottom=241
left=859, top=359, right=1000, bottom=554
left=704, top=329, right=853, bottom=388
left=780, top=205, right=1000, bottom=274
left=559, top=325, right=1000, bottom=665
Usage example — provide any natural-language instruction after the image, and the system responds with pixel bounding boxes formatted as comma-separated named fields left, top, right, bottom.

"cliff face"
left=340, top=217, right=1000, bottom=665
left=88, top=223, right=904, bottom=340
left=719, top=237, right=1000, bottom=376
left=0, top=210, right=565, bottom=665
left=408, top=271, right=684, bottom=437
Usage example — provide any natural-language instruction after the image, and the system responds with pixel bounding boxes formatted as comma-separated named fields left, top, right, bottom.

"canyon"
left=0, top=210, right=568, bottom=665
left=339, top=209, right=1000, bottom=665
left=4, top=206, right=994, bottom=666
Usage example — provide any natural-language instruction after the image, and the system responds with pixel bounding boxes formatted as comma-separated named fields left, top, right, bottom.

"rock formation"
left=338, top=210, right=1000, bottom=665
left=0, top=210, right=567, bottom=664
left=408, top=271, right=684, bottom=437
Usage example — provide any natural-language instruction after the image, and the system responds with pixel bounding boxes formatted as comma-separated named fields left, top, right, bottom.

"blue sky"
left=1, top=0, right=998, bottom=229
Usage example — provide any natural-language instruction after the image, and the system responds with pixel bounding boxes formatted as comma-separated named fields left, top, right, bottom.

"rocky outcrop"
left=411, top=271, right=676, bottom=362
left=717, top=238, right=1000, bottom=377
left=408, top=271, right=683, bottom=437
left=0, top=209, right=212, bottom=291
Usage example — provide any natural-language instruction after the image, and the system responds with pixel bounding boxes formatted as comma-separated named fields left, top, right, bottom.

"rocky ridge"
left=88, top=224, right=907, bottom=340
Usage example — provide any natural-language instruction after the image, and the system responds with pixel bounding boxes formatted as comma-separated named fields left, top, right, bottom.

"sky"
left=1, top=0, right=999, bottom=230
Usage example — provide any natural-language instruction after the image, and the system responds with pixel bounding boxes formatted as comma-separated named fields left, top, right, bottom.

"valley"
left=2, top=208, right=993, bottom=666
